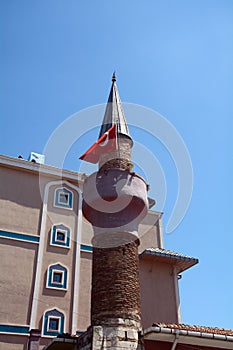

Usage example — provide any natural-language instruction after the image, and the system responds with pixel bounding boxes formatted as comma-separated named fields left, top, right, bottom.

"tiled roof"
left=153, top=323, right=233, bottom=337
left=140, top=248, right=198, bottom=273
left=141, top=247, right=197, bottom=260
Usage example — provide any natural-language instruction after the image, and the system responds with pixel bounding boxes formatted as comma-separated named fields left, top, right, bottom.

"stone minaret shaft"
left=82, top=74, right=148, bottom=349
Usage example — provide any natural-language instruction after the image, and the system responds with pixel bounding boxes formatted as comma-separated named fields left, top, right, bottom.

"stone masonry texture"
left=99, top=136, right=133, bottom=171
left=91, top=240, right=141, bottom=325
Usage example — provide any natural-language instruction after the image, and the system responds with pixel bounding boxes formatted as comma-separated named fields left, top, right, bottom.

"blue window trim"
left=43, top=309, right=64, bottom=337
left=47, top=263, right=68, bottom=290
left=0, top=230, right=93, bottom=252
left=54, top=187, right=73, bottom=209
left=0, top=324, right=30, bottom=334
left=81, top=244, right=93, bottom=252
left=50, top=224, right=70, bottom=248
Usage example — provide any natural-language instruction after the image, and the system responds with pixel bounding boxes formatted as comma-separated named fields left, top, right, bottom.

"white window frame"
left=47, top=316, right=61, bottom=333
left=58, top=192, right=69, bottom=205
left=51, top=269, right=65, bottom=286
left=50, top=224, right=71, bottom=249
left=55, top=228, right=67, bottom=243
left=42, top=308, right=66, bottom=337
left=54, top=187, right=73, bottom=210
left=46, top=263, right=68, bottom=291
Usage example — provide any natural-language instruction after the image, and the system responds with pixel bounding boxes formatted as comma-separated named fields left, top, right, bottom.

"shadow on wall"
left=0, top=167, right=44, bottom=209
left=0, top=334, right=29, bottom=350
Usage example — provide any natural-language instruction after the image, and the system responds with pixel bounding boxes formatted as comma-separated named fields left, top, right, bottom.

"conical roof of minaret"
left=98, top=73, right=132, bottom=141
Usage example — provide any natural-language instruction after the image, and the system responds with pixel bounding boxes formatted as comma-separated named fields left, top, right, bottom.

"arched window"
left=46, top=263, right=68, bottom=290
left=54, top=187, right=73, bottom=209
left=50, top=224, right=70, bottom=248
left=42, top=309, right=65, bottom=337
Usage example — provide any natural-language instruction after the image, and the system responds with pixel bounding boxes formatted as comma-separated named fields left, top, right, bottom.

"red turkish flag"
left=79, top=125, right=117, bottom=163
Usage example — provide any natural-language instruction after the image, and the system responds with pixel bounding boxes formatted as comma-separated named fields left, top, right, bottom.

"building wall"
left=77, top=251, right=92, bottom=331
left=35, top=182, right=81, bottom=334
left=0, top=156, right=169, bottom=349
left=0, top=334, right=29, bottom=350
left=139, top=258, right=179, bottom=328
left=0, top=161, right=84, bottom=346
left=138, top=211, right=163, bottom=253
left=81, top=218, right=95, bottom=246
left=144, top=339, right=224, bottom=350
left=0, top=166, right=43, bottom=235
left=0, top=238, right=37, bottom=325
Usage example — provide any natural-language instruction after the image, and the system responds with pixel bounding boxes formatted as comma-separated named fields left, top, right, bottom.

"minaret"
left=98, top=72, right=133, bottom=171
left=82, top=74, right=149, bottom=349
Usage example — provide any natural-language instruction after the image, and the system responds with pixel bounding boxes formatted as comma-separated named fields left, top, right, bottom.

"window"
left=48, top=317, right=60, bottom=332
left=52, top=270, right=64, bottom=284
left=43, top=309, right=64, bottom=337
left=50, top=224, right=70, bottom=248
left=54, top=187, right=73, bottom=209
left=56, top=231, right=65, bottom=242
left=59, top=193, right=69, bottom=204
left=47, top=263, right=68, bottom=290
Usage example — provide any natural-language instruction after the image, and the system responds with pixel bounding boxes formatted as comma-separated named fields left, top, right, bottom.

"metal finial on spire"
left=112, top=72, right=116, bottom=82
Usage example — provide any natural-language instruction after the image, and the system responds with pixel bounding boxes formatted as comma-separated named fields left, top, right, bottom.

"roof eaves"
left=139, top=248, right=198, bottom=273
left=0, top=154, right=87, bottom=183
left=143, top=325, right=233, bottom=345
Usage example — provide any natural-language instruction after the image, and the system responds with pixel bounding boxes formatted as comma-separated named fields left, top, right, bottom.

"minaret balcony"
left=82, top=168, right=149, bottom=248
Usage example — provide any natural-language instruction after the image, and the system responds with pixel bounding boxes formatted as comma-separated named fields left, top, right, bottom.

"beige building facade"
left=0, top=154, right=197, bottom=350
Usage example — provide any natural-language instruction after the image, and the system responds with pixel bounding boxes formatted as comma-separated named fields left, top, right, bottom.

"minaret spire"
left=98, top=73, right=132, bottom=141
left=98, top=74, right=133, bottom=170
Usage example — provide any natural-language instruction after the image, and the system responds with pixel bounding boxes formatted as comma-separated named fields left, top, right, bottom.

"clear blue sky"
left=1, top=0, right=233, bottom=329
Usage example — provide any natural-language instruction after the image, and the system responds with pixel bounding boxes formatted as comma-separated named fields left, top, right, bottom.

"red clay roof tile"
left=153, top=323, right=233, bottom=336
